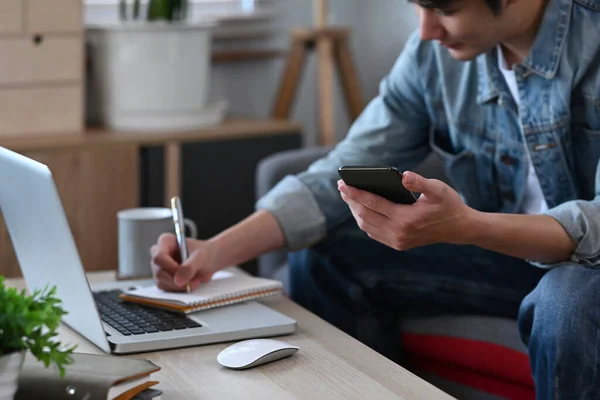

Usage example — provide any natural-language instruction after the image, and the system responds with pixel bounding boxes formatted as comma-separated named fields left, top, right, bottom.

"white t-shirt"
left=497, top=46, right=549, bottom=215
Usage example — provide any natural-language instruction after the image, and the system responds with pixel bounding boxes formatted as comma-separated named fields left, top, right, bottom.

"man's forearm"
left=465, top=211, right=577, bottom=264
left=208, top=210, right=286, bottom=269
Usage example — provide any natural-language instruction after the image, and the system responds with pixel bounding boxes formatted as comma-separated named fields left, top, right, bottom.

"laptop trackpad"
left=189, top=301, right=292, bottom=330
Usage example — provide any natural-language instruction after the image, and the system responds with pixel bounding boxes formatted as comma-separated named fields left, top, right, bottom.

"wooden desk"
left=6, top=271, right=455, bottom=400
left=0, top=119, right=303, bottom=277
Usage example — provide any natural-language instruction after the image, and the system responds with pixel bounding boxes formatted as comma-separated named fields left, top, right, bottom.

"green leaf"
left=0, top=277, right=76, bottom=377
left=147, top=0, right=188, bottom=21
left=147, top=0, right=170, bottom=21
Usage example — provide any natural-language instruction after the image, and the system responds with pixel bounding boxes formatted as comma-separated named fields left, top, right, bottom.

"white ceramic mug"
left=117, top=207, right=198, bottom=279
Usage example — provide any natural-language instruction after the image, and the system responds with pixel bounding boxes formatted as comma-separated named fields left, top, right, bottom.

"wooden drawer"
left=0, top=0, right=22, bottom=34
left=26, top=0, right=82, bottom=33
left=0, top=85, right=83, bottom=136
left=0, top=36, right=82, bottom=86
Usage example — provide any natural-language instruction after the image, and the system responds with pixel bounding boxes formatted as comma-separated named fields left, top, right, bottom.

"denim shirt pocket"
left=493, top=142, right=528, bottom=213
left=429, top=127, right=499, bottom=212
left=571, top=95, right=600, bottom=200
left=571, top=127, right=600, bottom=199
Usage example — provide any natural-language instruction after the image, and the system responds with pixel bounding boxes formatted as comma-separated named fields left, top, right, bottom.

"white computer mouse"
left=217, top=339, right=299, bottom=370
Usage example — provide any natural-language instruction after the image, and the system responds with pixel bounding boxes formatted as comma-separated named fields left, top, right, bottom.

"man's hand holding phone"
left=338, top=168, right=476, bottom=251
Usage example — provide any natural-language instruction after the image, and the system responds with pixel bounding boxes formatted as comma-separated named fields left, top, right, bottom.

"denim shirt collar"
left=522, top=0, right=572, bottom=78
left=476, top=52, right=503, bottom=104
left=476, top=0, right=572, bottom=104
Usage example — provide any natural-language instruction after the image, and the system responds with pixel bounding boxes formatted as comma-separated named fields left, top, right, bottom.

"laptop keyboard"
left=93, top=290, right=202, bottom=336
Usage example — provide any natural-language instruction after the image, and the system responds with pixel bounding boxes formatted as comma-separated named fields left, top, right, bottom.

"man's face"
left=415, top=0, right=508, bottom=61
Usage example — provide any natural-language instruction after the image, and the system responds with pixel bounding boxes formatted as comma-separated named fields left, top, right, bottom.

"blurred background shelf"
left=212, top=49, right=286, bottom=62
left=0, top=119, right=302, bottom=278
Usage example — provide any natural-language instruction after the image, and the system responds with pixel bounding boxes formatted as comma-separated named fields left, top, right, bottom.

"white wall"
left=208, top=0, right=419, bottom=146
left=354, top=1, right=419, bottom=101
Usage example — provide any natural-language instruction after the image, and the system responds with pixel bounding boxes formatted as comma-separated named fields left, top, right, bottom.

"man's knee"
left=519, top=265, right=600, bottom=347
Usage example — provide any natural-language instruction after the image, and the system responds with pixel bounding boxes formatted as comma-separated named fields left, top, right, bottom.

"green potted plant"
left=0, top=276, right=76, bottom=400
left=120, top=0, right=188, bottom=22
left=86, top=0, right=225, bottom=133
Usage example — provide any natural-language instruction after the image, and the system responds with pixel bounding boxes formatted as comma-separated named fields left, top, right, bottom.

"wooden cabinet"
left=0, top=36, right=82, bottom=85
left=26, top=0, right=83, bottom=34
left=0, top=86, right=83, bottom=136
left=0, top=0, right=83, bottom=138
left=0, top=147, right=139, bottom=278
left=0, top=0, right=22, bottom=34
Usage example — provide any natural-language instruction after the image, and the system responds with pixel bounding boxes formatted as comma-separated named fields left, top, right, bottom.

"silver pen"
left=170, top=196, right=191, bottom=293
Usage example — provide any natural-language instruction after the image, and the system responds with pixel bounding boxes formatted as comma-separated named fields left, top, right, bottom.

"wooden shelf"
left=212, top=50, right=286, bottom=63
left=0, top=118, right=302, bottom=151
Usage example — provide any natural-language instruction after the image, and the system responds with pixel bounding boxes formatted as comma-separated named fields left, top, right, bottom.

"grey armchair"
left=255, top=146, right=330, bottom=285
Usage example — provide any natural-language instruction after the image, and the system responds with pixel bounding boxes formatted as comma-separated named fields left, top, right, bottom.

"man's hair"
left=410, top=0, right=502, bottom=14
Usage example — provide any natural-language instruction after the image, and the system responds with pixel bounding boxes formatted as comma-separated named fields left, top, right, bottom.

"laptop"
left=0, top=146, right=296, bottom=354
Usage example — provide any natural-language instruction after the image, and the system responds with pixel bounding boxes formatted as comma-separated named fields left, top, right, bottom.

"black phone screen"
left=338, top=166, right=418, bottom=205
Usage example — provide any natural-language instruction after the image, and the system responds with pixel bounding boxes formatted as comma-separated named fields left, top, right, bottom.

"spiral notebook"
left=120, top=270, right=283, bottom=314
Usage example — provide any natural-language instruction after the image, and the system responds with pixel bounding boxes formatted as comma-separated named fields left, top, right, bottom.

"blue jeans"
left=288, top=218, right=600, bottom=399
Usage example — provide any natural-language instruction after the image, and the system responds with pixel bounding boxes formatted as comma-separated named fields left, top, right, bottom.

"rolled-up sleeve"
left=256, top=31, right=433, bottom=251
left=536, top=160, right=600, bottom=268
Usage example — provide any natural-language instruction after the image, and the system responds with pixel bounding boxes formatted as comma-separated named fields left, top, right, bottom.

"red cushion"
left=402, top=333, right=534, bottom=393
left=409, top=357, right=535, bottom=400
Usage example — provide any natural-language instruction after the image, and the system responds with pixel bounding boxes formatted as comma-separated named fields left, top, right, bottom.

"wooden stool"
left=271, top=27, right=365, bottom=146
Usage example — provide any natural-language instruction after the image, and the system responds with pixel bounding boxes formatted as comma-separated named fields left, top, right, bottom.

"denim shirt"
left=257, top=0, right=600, bottom=269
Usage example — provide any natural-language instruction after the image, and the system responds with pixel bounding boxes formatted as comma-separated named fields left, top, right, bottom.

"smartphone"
left=338, top=166, right=418, bottom=204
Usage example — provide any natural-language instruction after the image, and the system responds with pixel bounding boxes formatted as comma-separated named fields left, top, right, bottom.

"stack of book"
left=15, top=352, right=162, bottom=400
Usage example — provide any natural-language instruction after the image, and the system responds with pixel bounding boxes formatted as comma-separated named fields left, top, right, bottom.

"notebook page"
left=124, top=271, right=282, bottom=307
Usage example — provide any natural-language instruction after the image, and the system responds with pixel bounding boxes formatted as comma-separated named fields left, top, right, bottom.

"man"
left=151, top=0, right=600, bottom=397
